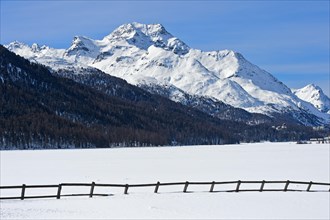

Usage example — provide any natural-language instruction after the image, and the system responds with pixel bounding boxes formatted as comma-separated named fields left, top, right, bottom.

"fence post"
left=154, top=181, right=160, bottom=193
left=210, top=181, right=215, bottom=192
left=235, top=180, right=241, bottom=192
left=57, top=184, right=62, bottom=199
left=306, top=181, right=313, bottom=192
left=90, top=182, right=95, bottom=198
left=284, top=180, right=290, bottom=192
left=124, top=184, right=129, bottom=194
left=21, top=184, right=26, bottom=200
left=260, top=180, right=265, bottom=192
left=183, top=181, right=189, bottom=193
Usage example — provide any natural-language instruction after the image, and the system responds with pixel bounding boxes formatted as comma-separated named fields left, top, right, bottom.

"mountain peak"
left=103, top=22, right=189, bottom=54
left=294, top=84, right=330, bottom=113
left=5, top=41, right=50, bottom=60
left=65, top=36, right=98, bottom=57
left=6, top=41, right=28, bottom=50
left=131, top=22, right=168, bottom=35
left=297, top=84, right=324, bottom=95
left=106, top=22, right=168, bottom=40
left=304, top=83, right=322, bottom=92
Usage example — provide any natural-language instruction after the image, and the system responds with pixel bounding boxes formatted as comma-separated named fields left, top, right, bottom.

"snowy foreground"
left=1, top=142, right=329, bottom=219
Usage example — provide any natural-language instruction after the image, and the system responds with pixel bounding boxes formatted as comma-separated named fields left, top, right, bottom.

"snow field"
left=1, top=192, right=329, bottom=219
left=0, top=142, right=329, bottom=219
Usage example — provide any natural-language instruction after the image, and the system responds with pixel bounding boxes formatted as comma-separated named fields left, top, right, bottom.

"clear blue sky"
left=1, top=0, right=329, bottom=95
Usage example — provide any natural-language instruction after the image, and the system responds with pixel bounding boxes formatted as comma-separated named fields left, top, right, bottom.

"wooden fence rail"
left=0, top=180, right=329, bottom=200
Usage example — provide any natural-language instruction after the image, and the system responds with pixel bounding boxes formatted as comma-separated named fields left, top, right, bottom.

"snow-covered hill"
left=293, top=84, right=330, bottom=114
left=5, top=22, right=329, bottom=125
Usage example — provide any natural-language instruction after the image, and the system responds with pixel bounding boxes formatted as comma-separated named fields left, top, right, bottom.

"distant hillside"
left=0, top=45, right=325, bottom=149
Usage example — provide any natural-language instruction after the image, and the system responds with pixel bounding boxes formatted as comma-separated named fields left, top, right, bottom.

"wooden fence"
left=0, top=180, right=329, bottom=200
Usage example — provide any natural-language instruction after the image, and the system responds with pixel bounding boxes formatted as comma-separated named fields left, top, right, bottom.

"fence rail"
left=0, top=180, right=329, bottom=200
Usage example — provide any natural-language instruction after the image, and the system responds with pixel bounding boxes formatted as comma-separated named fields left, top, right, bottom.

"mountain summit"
left=5, top=22, right=329, bottom=126
left=293, top=84, right=330, bottom=114
left=103, top=22, right=190, bottom=54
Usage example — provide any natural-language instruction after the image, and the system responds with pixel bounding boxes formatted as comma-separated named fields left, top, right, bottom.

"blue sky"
left=1, top=0, right=329, bottom=95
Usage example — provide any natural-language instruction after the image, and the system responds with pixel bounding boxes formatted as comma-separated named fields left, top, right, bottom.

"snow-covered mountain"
left=5, top=22, right=329, bottom=125
left=293, top=84, right=330, bottom=114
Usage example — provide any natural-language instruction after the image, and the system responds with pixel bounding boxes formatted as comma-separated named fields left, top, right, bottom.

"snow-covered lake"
left=1, top=142, right=329, bottom=219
